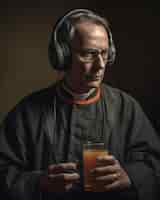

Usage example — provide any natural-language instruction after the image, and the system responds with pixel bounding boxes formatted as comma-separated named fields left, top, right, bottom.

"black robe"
left=0, top=82, right=160, bottom=200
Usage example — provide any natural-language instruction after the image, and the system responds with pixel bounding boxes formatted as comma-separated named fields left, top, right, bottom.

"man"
left=0, top=9, right=160, bottom=200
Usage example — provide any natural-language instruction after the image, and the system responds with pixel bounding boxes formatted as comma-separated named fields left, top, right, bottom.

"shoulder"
left=20, top=84, right=56, bottom=107
left=101, top=83, right=152, bottom=131
left=101, top=83, right=142, bottom=112
left=5, top=83, right=59, bottom=120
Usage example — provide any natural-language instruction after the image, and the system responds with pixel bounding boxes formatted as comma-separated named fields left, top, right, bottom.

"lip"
left=94, top=74, right=102, bottom=78
left=85, top=74, right=102, bottom=81
left=91, top=76, right=102, bottom=80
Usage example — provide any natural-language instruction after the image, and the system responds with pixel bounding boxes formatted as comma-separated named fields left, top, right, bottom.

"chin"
left=87, top=80, right=102, bottom=88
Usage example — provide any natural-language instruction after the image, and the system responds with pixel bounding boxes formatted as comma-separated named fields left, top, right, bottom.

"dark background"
left=1, top=0, right=160, bottom=131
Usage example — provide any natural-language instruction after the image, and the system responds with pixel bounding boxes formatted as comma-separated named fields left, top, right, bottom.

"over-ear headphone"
left=48, top=9, right=116, bottom=71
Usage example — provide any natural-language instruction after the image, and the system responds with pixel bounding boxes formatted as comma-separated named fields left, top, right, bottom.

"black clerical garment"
left=0, top=82, right=160, bottom=200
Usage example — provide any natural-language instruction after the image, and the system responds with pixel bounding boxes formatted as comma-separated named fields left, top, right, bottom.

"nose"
left=94, top=54, right=106, bottom=69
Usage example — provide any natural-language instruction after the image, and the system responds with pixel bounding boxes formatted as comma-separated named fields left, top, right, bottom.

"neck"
left=64, top=76, right=90, bottom=94
left=63, top=78, right=96, bottom=100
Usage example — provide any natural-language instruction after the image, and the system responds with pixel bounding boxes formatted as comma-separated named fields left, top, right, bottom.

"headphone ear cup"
left=107, top=29, right=116, bottom=66
left=48, top=30, right=71, bottom=70
left=56, top=41, right=71, bottom=70
left=62, top=43, right=71, bottom=69
left=49, top=19, right=72, bottom=71
left=55, top=40, right=65, bottom=69
left=107, top=42, right=116, bottom=65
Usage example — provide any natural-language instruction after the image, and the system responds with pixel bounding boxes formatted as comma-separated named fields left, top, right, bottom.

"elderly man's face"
left=67, top=21, right=109, bottom=93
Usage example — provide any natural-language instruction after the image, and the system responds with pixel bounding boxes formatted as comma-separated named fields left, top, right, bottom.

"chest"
left=52, top=102, right=110, bottom=164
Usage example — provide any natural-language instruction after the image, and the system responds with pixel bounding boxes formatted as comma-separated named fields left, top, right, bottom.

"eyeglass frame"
left=72, top=48, right=109, bottom=64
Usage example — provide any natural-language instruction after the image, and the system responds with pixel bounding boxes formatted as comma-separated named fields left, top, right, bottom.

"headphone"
left=48, top=9, right=116, bottom=71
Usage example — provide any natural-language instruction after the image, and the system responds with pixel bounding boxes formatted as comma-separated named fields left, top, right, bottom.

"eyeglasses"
left=74, top=48, right=108, bottom=63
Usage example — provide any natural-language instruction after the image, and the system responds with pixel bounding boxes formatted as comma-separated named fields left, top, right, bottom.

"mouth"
left=85, top=73, right=103, bottom=82
left=89, top=75, right=102, bottom=80
left=92, top=77, right=101, bottom=81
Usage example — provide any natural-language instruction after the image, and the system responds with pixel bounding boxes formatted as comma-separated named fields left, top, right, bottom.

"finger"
left=64, top=183, right=73, bottom=191
left=48, top=173, right=80, bottom=183
left=63, top=173, right=80, bottom=183
left=96, top=155, right=118, bottom=166
left=60, top=162, right=78, bottom=170
left=104, top=180, right=121, bottom=192
left=48, top=162, right=77, bottom=174
left=91, top=164, right=120, bottom=176
left=95, top=173, right=120, bottom=184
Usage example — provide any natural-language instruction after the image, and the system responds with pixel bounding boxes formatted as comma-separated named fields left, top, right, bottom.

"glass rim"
left=83, top=142, right=105, bottom=147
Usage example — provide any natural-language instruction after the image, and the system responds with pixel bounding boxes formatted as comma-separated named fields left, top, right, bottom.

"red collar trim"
left=58, top=87, right=101, bottom=105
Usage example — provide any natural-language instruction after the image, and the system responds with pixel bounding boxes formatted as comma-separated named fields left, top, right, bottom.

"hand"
left=91, top=155, right=131, bottom=192
left=40, top=162, right=80, bottom=192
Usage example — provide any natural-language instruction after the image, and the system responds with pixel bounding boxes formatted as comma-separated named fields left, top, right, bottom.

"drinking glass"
left=83, top=142, right=108, bottom=191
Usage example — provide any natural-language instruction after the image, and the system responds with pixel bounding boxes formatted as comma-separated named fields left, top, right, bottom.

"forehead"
left=71, top=21, right=109, bottom=49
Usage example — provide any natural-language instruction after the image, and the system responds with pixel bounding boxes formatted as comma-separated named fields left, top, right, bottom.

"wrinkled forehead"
left=71, top=22, right=109, bottom=49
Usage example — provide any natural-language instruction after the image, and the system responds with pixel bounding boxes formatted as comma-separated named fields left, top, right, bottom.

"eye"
left=80, top=50, right=95, bottom=59
left=81, top=49, right=98, bottom=59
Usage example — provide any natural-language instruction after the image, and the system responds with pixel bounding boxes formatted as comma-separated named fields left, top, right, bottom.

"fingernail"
left=96, top=156, right=103, bottom=160
left=90, top=169, right=95, bottom=174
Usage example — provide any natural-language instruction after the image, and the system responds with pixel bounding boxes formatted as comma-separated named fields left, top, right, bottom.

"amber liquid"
left=83, top=149, right=108, bottom=191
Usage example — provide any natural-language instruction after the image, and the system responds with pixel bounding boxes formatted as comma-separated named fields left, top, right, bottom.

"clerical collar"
left=62, top=81, right=96, bottom=100
left=56, top=80, right=101, bottom=105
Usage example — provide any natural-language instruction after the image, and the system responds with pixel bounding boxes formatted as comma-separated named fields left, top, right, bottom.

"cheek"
left=82, top=63, right=93, bottom=73
left=71, top=55, right=93, bottom=73
left=75, top=64, right=93, bottom=75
